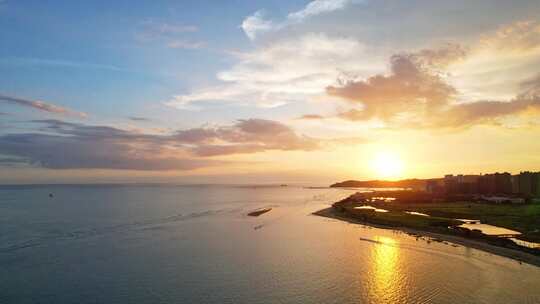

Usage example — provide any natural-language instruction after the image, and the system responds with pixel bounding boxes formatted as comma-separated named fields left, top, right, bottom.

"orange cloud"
left=479, top=20, right=540, bottom=53
left=327, top=45, right=540, bottom=129
left=0, top=94, right=87, bottom=118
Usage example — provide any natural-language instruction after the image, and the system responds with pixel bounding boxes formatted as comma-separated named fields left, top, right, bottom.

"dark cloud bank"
left=0, top=119, right=319, bottom=170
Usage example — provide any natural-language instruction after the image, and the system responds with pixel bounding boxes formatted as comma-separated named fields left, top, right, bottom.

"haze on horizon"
left=1, top=0, right=540, bottom=184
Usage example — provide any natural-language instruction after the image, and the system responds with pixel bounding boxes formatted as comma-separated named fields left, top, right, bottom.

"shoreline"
left=314, top=207, right=540, bottom=268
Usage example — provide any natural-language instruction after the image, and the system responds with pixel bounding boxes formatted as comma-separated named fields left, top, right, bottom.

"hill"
left=330, top=178, right=436, bottom=189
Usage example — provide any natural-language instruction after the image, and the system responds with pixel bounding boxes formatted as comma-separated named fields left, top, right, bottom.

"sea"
left=1, top=184, right=539, bottom=304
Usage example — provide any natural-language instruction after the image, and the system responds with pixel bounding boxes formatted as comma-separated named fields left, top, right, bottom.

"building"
left=444, top=174, right=459, bottom=194
left=515, top=171, right=540, bottom=198
left=477, top=172, right=511, bottom=195
left=478, top=174, right=495, bottom=194
left=494, top=172, right=512, bottom=194
left=533, top=173, right=540, bottom=197
left=511, top=175, right=520, bottom=194
left=434, top=171, right=540, bottom=199
left=426, top=179, right=444, bottom=194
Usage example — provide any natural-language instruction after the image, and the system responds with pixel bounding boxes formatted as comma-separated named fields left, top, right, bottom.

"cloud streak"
left=167, top=33, right=368, bottom=110
left=479, top=20, right=540, bottom=53
left=135, top=21, right=205, bottom=50
left=127, top=116, right=152, bottom=122
left=241, top=0, right=360, bottom=40
left=0, top=57, right=124, bottom=72
left=0, top=94, right=87, bottom=118
left=167, top=40, right=205, bottom=49
left=298, top=114, right=325, bottom=120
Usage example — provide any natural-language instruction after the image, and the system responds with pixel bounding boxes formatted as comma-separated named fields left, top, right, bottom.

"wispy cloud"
left=137, top=21, right=198, bottom=39
left=135, top=21, right=205, bottom=50
left=149, top=23, right=198, bottom=34
left=479, top=20, right=540, bottom=54
left=241, top=11, right=275, bottom=41
left=127, top=116, right=152, bottom=122
left=167, top=40, right=205, bottom=49
left=298, top=114, right=325, bottom=120
left=241, top=0, right=361, bottom=40
left=166, top=33, right=371, bottom=110
left=0, top=57, right=124, bottom=72
left=0, top=94, right=87, bottom=118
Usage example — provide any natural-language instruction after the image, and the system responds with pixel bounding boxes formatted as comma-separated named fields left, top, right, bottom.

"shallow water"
left=458, top=223, right=521, bottom=236
left=405, top=211, right=430, bottom=217
left=354, top=205, right=389, bottom=212
left=1, top=184, right=540, bottom=304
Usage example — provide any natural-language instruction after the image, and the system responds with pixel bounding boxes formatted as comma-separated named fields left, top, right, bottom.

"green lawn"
left=345, top=208, right=461, bottom=230
left=354, top=201, right=540, bottom=242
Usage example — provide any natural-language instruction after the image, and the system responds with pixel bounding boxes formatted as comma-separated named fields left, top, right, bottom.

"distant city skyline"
left=1, top=0, right=540, bottom=184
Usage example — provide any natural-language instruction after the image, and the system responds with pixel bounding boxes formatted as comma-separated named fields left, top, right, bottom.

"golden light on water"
left=371, top=236, right=403, bottom=303
left=371, top=152, right=404, bottom=179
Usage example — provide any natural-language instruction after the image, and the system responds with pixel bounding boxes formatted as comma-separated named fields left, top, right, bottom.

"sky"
left=1, top=0, right=540, bottom=184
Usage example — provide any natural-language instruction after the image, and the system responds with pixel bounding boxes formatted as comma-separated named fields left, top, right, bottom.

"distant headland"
left=331, top=171, right=540, bottom=201
left=330, top=178, right=429, bottom=189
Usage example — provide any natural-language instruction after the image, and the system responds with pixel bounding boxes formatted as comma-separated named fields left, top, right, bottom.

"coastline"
left=314, top=207, right=540, bottom=268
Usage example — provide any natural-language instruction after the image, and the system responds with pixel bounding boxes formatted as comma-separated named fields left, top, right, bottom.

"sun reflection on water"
left=370, top=236, right=404, bottom=303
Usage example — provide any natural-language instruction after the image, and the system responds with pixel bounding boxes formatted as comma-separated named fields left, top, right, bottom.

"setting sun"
left=372, top=152, right=404, bottom=179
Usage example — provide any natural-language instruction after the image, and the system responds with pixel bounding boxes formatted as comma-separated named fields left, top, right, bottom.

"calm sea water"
left=1, top=184, right=539, bottom=304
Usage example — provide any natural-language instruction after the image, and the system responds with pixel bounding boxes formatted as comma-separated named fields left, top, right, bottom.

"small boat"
left=248, top=208, right=272, bottom=217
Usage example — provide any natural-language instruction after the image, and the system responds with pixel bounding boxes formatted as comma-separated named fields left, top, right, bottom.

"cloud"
left=327, top=44, right=540, bottom=128
left=327, top=45, right=462, bottom=121
left=430, top=94, right=540, bottom=128
left=241, top=10, right=275, bottom=40
left=167, top=40, right=205, bottom=49
left=127, top=116, right=152, bottom=122
left=444, top=20, right=540, bottom=102
left=150, top=23, right=198, bottom=34
left=288, top=0, right=358, bottom=22
left=520, top=74, right=540, bottom=96
left=135, top=21, right=203, bottom=50
left=172, top=119, right=319, bottom=155
left=166, top=33, right=371, bottom=110
left=138, top=21, right=198, bottom=38
left=0, top=133, right=218, bottom=170
left=0, top=156, right=31, bottom=168
left=0, top=94, right=87, bottom=118
left=298, top=114, right=325, bottom=120
left=0, top=119, right=321, bottom=170
left=479, top=20, right=540, bottom=53
left=0, top=57, right=124, bottom=72
left=241, top=0, right=360, bottom=40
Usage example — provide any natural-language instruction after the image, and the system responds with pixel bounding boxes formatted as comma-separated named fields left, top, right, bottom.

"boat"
left=248, top=207, right=272, bottom=217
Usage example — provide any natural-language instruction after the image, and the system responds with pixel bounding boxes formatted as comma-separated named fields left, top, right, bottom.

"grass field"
left=338, top=199, right=540, bottom=242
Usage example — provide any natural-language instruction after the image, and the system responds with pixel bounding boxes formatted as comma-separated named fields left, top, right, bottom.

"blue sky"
left=1, top=0, right=540, bottom=183
left=1, top=1, right=251, bottom=120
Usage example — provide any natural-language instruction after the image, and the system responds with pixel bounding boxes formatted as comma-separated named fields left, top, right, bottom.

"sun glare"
left=372, top=151, right=404, bottom=179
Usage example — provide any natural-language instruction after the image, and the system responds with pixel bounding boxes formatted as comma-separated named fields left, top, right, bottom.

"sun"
left=372, top=151, right=404, bottom=179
